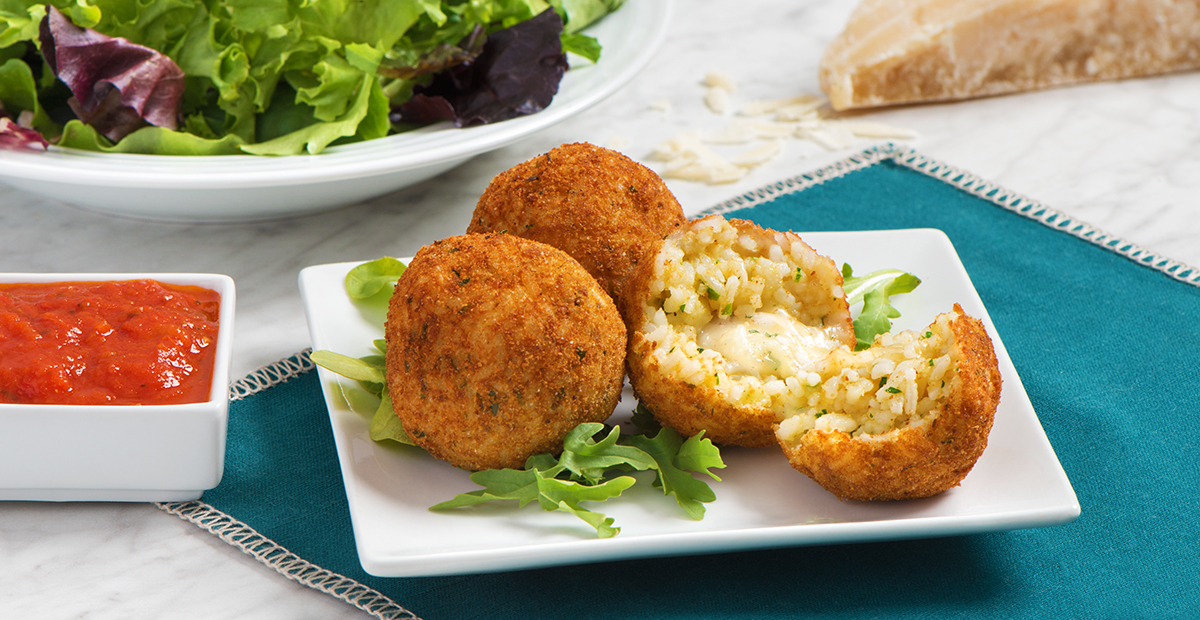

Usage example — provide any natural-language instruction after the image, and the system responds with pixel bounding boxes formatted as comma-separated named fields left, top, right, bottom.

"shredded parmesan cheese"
left=649, top=72, right=919, bottom=185
left=704, top=87, right=731, bottom=115
left=703, top=70, right=738, bottom=92
left=730, top=139, right=784, bottom=168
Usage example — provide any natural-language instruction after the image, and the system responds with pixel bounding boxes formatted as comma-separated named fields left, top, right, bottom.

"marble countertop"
left=3, top=1, right=1198, bottom=618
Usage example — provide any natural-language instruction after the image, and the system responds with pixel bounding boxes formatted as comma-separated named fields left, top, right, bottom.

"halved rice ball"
left=620, top=214, right=856, bottom=447
left=775, top=304, right=1002, bottom=500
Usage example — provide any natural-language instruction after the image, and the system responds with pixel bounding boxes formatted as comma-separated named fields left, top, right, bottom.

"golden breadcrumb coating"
left=384, top=233, right=627, bottom=471
left=468, top=142, right=687, bottom=303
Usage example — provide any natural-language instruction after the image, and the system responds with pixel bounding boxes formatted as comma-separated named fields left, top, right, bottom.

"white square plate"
left=298, top=229, right=1079, bottom=577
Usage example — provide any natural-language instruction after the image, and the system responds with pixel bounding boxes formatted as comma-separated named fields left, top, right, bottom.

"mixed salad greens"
left=0, top=0, right=623, bottom=155
left=311, top=255, right=921, bottom=537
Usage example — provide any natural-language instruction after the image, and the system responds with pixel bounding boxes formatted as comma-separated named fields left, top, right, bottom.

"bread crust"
left=821, top=0, right=1200, bottom=110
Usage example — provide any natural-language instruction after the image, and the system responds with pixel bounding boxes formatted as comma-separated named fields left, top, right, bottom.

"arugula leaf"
left=368, top=388, right=414, bottom=445
left=675, top=433, right=726, bottom=481
left=539, top=477, right=635, bottom=538
left=557, top=423, right=657, bottom=484
left=841, top=263, right=921, bottom=350
left=309, top=349, right=385, bottom=385
left=344, top=256, right=407, bottom=300
left=311, top=346, right=414, bottom=445
left=433, top=468, right=543, bottom=509
left=431, top=466, right=631, bottom=538
left=547, top=499, right=623, bottom=538
left=629, top=402, right=662, bottom=433
left=433, top=421, right=725, bottom=536
left=625, top=428, right=723, bottom=520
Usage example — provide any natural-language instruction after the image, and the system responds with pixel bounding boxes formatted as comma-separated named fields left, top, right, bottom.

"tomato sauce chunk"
left=0, top=279, right=221, bottom=405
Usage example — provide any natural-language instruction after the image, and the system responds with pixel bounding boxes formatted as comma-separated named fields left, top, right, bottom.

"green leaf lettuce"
left=0, top=0, right=623, bottom=154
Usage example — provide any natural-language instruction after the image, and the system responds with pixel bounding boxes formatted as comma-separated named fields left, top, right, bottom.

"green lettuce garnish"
left=310, top=257, right=409, bottom=444
left=432, top=420, right=725, bottom=537
left=311, top=343, right=726, bottom=537
left=344, top=256, right=407, bottom=299
left=55, top=121, right=246, bottom=155
left=559, top=31, right=601, bottom=63
left=841, top=263, right=922, bottom=350
left=310, top=340, right=414, bottom=445
left=0, top=55, right=57, bottom=138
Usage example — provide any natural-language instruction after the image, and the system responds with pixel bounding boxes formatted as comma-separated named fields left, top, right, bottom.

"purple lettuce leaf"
left=0, top=115, right=49, bottom=151
left=39, top=5, right=184, bottom=143
left=395, top=9, right=569, bottom=127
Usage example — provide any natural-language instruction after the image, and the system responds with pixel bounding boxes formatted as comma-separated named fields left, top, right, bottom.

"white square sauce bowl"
left=0, top=273, right=235, bottom=502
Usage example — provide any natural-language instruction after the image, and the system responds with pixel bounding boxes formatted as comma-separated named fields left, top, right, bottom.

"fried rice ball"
left=620, top=215, right=857, bottom=447
left=621, top=215, right=1002, bottom=500
left=775, top=305, right=1002, bottom=501
left=467, top=142, right=687, bottom=303
left=384, top=233, right=627, bottom=471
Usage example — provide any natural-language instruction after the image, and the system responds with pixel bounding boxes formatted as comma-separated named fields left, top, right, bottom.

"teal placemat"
left=161, top=146, right=1200, bottom=620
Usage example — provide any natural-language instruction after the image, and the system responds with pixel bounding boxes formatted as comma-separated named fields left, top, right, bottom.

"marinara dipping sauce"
left=0, top=279, right=221, bottom=405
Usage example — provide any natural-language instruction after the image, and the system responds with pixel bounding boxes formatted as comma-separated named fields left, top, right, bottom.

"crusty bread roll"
left=820, top=0, right=1200, bottom=110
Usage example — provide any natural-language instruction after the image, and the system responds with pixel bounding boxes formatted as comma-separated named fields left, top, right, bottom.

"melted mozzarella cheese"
left=697, top=309, right=843, bottom=378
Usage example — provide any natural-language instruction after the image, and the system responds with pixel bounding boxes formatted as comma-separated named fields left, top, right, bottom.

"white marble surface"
left=2, top=0, right=1199, bottom=618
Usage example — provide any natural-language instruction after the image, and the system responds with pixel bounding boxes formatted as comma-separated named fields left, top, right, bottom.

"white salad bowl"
left=0, top=0, right=671, bottom=223
left=0, top=273, right=236, bottom=502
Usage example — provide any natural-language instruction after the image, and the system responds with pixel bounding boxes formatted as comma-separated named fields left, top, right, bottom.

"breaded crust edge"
left=625, top=335, right=781, bottom=447
left=777, top=305, right=1002, bottom=500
